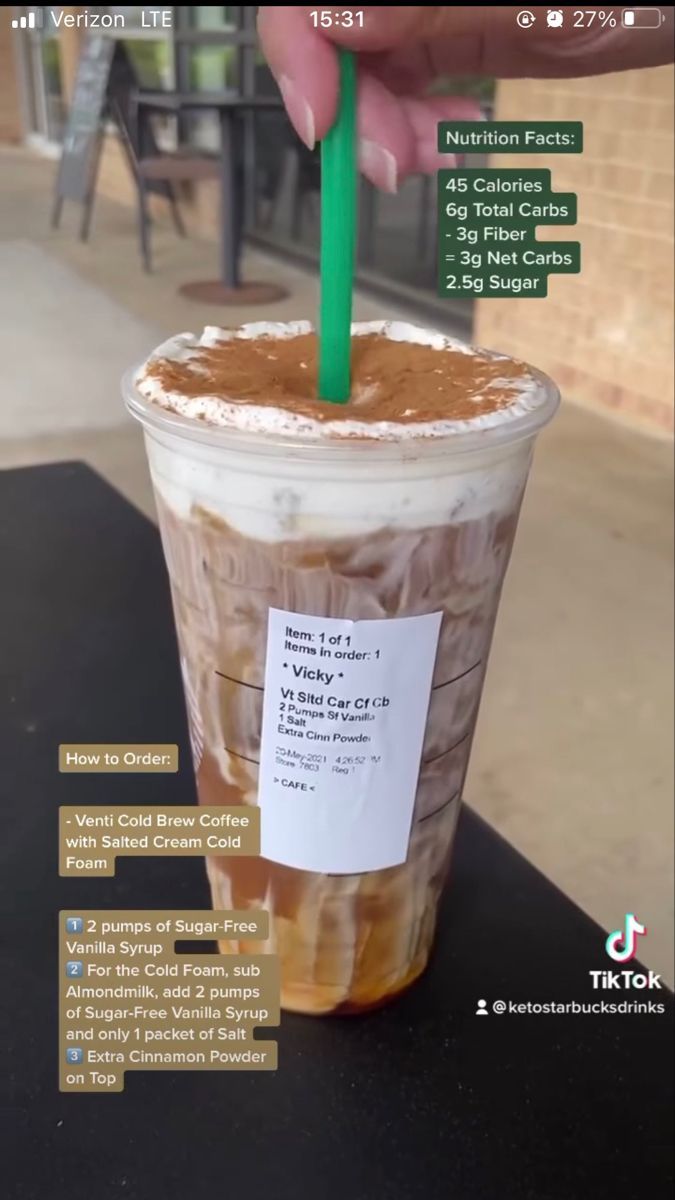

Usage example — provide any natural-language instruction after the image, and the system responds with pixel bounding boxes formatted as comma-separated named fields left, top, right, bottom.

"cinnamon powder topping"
left=147, top=332, right=535, bottom=426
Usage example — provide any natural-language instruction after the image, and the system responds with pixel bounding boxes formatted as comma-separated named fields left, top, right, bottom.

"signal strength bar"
left=12, top=12, right=39, bottom=29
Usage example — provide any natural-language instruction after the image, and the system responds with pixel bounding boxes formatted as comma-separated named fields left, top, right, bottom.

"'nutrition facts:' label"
left=436, top=122, right=582, bottom=299
left=258, top=608, right=441, bottom=874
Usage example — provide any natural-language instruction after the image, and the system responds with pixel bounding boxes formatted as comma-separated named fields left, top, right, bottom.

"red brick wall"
left=474, top=67, right=674, bottom=436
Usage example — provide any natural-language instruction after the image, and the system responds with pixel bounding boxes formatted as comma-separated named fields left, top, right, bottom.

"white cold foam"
left=144, top=430, right=533, bottom=542
left=136, top=321, right=539, bottom=541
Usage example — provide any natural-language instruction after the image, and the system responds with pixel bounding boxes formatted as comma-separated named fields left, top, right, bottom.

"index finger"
left=257, top=6, right=339, bottom=145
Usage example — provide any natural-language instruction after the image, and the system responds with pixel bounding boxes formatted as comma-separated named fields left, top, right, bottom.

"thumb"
left=319, top=5, right=675, bottom=74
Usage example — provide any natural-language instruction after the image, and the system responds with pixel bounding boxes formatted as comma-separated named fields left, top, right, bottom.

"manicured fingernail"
left=358, top=139, right=398, bottom=193
left=279, top=75, right=315, bottom=150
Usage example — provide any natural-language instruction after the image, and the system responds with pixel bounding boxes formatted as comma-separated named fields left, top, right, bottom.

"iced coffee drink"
left=125, top=321, right=558, bottom=1014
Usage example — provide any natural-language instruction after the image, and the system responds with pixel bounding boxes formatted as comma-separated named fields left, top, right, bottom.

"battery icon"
left=622, top=8, right=664, bottom=26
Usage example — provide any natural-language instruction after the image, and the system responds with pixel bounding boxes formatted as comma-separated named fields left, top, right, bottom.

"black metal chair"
left=110, top=92, right=220, bottom=273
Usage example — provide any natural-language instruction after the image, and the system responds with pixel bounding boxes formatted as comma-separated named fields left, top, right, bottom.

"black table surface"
left=1, top=462, right=672, bottom=1200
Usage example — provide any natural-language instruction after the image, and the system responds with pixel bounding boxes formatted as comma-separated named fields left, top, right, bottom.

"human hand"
left=257, top=6, right=674, bottom=191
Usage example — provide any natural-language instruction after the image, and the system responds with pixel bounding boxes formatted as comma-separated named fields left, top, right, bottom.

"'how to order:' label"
left=258, top=609, right=442, bottom=875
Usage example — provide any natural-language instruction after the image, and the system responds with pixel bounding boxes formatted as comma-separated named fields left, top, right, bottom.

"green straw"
left=318, top=50, right=357, bottom=404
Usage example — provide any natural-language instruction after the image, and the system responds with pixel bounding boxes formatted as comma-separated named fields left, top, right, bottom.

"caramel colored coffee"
left=126, top=321, right=558, bottom=1014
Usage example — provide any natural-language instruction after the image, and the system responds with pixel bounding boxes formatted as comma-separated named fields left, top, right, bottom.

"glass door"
left=175, top=7, right=248, bottom=151
left=20, top=6, right=66, bottom=152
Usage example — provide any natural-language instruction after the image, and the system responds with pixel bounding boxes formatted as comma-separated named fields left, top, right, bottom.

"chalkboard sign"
left=54, top=34, right=114, bottom=206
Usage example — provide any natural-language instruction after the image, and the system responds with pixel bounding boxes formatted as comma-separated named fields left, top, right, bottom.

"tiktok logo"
left=605, top=913, right=647, bottom=963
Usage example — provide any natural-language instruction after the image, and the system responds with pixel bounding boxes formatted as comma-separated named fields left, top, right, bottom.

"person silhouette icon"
left=475, top=999, right=489, bottom=1016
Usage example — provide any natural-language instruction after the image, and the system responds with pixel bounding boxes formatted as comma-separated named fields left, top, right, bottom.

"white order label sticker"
left=258, top=608, right=442, bottom=874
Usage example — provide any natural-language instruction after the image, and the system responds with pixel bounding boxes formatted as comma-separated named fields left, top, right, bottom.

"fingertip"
left=358, top=139, right=399, bottom=193
left=417, top=144, right=457, bottom=174
left=257, top=6, right=339, bottom=142
left=400, top=96, right=483, bottom=173
left=278, top=75, right=317, bottom=149
left=356, top=73, right=417, bottom=186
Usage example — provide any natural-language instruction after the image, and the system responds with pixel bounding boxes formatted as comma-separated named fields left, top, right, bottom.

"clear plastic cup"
left=123, top=325, right=558, bottom=1014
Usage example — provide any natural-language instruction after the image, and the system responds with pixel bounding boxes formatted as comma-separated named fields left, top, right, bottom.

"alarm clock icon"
left=547, top=9, right=565, bottom=27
